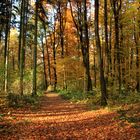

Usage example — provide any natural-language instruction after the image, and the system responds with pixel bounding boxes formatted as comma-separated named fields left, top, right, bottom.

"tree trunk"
left=57, top=1, right=67, bottom=58
left=41, top=33, right=48, bottom=90
left=52, top=24, right=57, bottom=91
left=19, top=0, right=25, bottom=96
left=111, top=0, right=122, bottom=93
left=69, top=1, right=93, bottom=92
left=83, top=0, right=92, bottom=91
left=4, top=21, right=10, bottom=93
left=4, top=0, right=12, bottom=93
left=18, top=0, right=23, bottom=69
left=93, top=50, right=97, bottom=88
left=134, top=11, right=140, bottom=92
left=45, top=30, right=51, bottom=86
left=109, top=17, right=113, bottom=78
left=32, top=1, right=38, bottom=96
left=19, top=0, right=28, bottom=96
left=95, top=0, right=107, bottom=106
left=104, top=0, right=110, bottom=85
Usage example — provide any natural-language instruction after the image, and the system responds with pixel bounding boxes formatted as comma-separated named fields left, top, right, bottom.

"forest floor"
left=0, top=92, right=140, bottom=140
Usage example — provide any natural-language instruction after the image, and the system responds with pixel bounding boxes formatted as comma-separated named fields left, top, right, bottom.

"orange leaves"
left=0, top=93, right=139, bottom=139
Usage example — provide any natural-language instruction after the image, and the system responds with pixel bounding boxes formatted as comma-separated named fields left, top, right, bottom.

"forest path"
left=0, top=92, right=139, bottom=140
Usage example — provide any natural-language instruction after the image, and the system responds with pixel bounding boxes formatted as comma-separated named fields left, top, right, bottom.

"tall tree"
left=32, top=0, right=38, bottom=96
left=83, top=0, right=92, bottom=91
left=104, top=0, right=110, bottom=80
left=95, top=0, right=107, bottom=106
left=69, top=0, right=92, bottom=91
left=41, top=32, right=48, bottom=90
left=45, top=29, right=52, bottom=86
left=57, top=0, right=67, bottom=58
left=51, top=19, right=57, bottom=90
left=3, top=0, right=12, bottom=93
left=111, top=0, right=122, bottom=93
left=135, top=2, right=140, bottom=92
left=19, top=0, right=28, bottom=95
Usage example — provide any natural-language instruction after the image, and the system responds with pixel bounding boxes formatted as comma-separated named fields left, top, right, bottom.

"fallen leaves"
left=0, top=93, right=140, bottom=140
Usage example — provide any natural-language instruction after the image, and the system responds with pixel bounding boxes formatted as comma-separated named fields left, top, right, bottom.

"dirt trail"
left=0, top=92, right=139, bottom=140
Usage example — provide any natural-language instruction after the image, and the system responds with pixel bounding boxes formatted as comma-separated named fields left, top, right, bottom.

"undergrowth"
left=109, top=91, right=140, bottom=106
left=7, top=93, right=40, bottom=108
left=59, top=89, right=100, bottom=105
left=59, top=89, right=140, bottom=107
left=59, top=90, right=93, bottom=102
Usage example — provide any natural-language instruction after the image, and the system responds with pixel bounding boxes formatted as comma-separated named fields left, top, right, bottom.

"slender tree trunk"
left=104, top=0, right=110, bottom=85
left=19, top=0, right=24, bottom=96
left=45, top=30, right=51, bottom=86
left=41, top=34, right=48, bottom=90
left=120, top=22, right=124, bottom=85
left=95, top=0, right=107, bottom=106
left=109, top=17, right=113, bottom=78
left=32, top=1, right=38, bottom=96
left=19, top=0, right=27, bottom=96
left=134, top=14, right=140, bottom=92
left=52, top=25, right=57, bottom=91
left=12, top=49, right=15, bottom=71
left=4, top=21, right=10, bottom=93
left=4, top=0, right=11, bottom=93
left=94, top=50, right=97, bottom=88
left=69, top=0, right=92, bottom=92
left=111, top=0, right=122, bottom=93
left=18, top=0, right=24, bottom=69
left=63, top=65, right=67, bottom=90
left=58, top=1, right=66, bottom=58
left=23, top=0, right=29, bottom=68
left=83, top=0, right=92, bottom=91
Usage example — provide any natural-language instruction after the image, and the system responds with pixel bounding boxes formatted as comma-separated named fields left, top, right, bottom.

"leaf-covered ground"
left=0, top=92, right=140, bottom=140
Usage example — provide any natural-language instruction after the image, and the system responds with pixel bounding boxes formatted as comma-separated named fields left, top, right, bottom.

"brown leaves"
left=0, top=93, right=139, bottom=139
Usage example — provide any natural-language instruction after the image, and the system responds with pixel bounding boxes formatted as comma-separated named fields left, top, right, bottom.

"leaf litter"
left=0, top=93, right=140, bottom=140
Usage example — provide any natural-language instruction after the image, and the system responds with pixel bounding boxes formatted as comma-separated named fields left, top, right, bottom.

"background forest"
left=0, top=0, right=140, bottom=107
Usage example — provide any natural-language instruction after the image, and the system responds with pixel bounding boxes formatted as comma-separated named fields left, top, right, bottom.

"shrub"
left=7, top=93, right=39, bottom=107
left=59, top=90, right=84, bottom=101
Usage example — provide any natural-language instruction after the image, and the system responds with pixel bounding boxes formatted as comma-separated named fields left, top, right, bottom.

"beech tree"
left=95, top=0, right=107, bottom=105
left=19, top=0, right=29, bottom=95
left=69, top=0, right=92, bottom=92
left=32, top=0, right=38, bottom=96
left=111, top=0, right=122, bottom=93
left=2, top=0, right=12, bottom=93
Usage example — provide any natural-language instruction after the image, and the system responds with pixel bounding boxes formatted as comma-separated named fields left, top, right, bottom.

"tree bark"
left=52, top=23, right=57, bottom=91
left=69, top=0, right=92, bottom=92
left=32, top=1, right=38, bottom=96
left=41, top=33, right=48, bottom=90
left=111, top=0, right=122, bottom=93
left=95, top=0, right=107, bottom=106
left=104, top=0, right=110, bottom=84
left=134, top=7, right=140, bottom=92
left=83, top=0, right=92, bottom=91
left=4, top=0, right=12, bottom=93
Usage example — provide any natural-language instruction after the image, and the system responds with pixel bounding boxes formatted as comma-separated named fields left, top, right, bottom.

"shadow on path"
left=0, top=92, right=139, bottom=140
